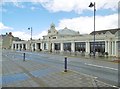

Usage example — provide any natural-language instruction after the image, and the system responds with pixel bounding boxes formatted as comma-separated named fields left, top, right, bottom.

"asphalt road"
left=2, top=50, right=119, bottom=87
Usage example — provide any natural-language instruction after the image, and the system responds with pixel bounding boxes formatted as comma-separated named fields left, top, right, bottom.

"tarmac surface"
left=1, top=50, right=119, bottom=88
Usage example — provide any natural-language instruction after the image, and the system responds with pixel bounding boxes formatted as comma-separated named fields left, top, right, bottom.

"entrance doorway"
left=37, top=43, right=41, bottom=51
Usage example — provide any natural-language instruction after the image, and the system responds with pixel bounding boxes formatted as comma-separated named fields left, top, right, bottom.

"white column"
left=115, top=41, right=117, bottom=56
left=115, top=41, right=118, bottom=57
left=40, top=43, right=43, bottom=50
left=105, top=41, right=108, bottom=52
left=26, top=43, right=29, bottom=50
left=46, top=43, right=49, bottom=50
left=85, top=42, right=90, bottom=53
left=32, top=43, right=35, bottom=51
left=18, top=44, right=20, bottom=50
left=35, top=43, right=37, bottom=51
left=11, top=44, right=14, bottom=50
left=88, top=42, right=90, bottom=53
left=85, top=41, right=90, bottom=57
left=16, top=44, right=18, bottom=50
left=113, top=41, right=116, bottom=56
left=30, top=43, right=33, bottom=51
left=21, top=44, right=24, bottom=50
left=112, top=41, right=114, bottom=56
left=60, top=42, right=63, bottom=52
left=71, top=42, right=75, bottom=52
left=52, top=43, right=54, bottom=52
left=29, top=43, right=31, bottom=51
left=118, top=41, right=120, bottom=58
left=85, top=42, right=88, bottom=53
left=108, top=41, right=111, bottom=56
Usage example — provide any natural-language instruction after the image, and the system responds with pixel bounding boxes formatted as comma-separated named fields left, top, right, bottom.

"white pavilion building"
left=11, top=23, right=120, bottom=57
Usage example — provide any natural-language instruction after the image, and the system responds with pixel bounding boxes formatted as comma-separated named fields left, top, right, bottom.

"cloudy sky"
left=0, top=0, right=119, bottom=40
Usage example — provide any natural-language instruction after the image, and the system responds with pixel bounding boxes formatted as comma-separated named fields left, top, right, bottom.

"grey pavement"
left=2, top=50, right=119, bottom=88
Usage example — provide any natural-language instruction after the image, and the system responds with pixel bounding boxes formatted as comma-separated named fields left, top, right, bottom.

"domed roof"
left=58, top=27, right=79, bottom=35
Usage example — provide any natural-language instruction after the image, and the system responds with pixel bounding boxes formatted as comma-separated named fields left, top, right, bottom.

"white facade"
left=12, top=23, right=120, bottom=57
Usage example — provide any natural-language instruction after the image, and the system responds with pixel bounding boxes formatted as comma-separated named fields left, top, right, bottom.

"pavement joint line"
left=3, top=55, right=48, bottom=87
left=96, top=80, right=119, bottom=88
left=68, top=70, right=117, bottom=87
left=84, top=63, right=118, bottom=71
left=70, top=70, right=97, bottom=79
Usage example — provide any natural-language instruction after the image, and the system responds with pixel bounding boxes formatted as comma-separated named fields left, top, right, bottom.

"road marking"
left=84, top=63, right=118, bottom=71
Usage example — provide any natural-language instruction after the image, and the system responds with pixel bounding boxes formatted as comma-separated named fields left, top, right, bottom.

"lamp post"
left=89, top=2, right=96, bottom=58
left=28, top=27, right=32, bottom=52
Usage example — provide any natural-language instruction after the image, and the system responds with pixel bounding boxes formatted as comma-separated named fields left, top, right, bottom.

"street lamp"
left=89, top=2, right=96, bottom=58
left=28, top=27, right=32, bottom=40
left=28, top=27, right=32, bottom=51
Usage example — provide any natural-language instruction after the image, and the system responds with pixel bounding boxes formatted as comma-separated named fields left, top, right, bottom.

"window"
left=54, top=43, right=60, bottom=50
left=53, top=37, right=56, bottom=39
left=90, top=41, right=105, bottom=53
left=63, top=43, right=71, bottom=51
left=75, top=42, right=86, bottom=52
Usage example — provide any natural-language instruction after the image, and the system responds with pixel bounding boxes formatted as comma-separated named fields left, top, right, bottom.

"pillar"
left=105, top=41, right=108, bottom=53
left=71, top=42, right=75, bottom=52
left=115, top=41, right=118, bottom=57
left=32, top=43, right=35, bottom=51
left=11, top=44, right=14, bottom=50
left=118, top=41, right=120, bottom=58
left=21, top=44, right=24, bottom=50
left=26, top=43, right=29, bottom=50
left=16, top=44, right=18, bottom=50
left=47, top=42, right=51, bottom=51
left=85, top=41, right=90, bottom=57
left=52, top=43, right=54, bottom=52
left=35, top=43, right=37, bottom=51
left=40, top=43, right=43, bottom=50
left=85, top=41, right=90, bottom=53
left=112, top=41, right=115, bottom=56
left=60, top=42, right=63, bottom=52
left=18, top=44, right=20, bottom=50
left=108, top=41, right=112, bottom=56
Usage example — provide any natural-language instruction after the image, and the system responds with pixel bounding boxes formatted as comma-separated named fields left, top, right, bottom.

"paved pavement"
left=50, top=51, right=119, bottom=62
left=1, top=50, right=119, bottom=88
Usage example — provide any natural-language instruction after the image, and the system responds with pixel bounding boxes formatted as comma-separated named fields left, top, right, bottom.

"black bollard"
left=64, top=57, right=67, bottom=72
left=23, top=53, right=25, bottom=61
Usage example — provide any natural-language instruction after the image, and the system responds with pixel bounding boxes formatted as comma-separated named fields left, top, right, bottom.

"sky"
left=0, top=0, right=119, bottom=40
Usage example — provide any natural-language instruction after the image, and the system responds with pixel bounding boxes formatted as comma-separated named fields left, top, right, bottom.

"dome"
left=58, top=27, right=79, bottom=35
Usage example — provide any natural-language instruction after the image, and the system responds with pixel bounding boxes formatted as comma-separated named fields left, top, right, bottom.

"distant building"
left=1, top=32, right=22, bottom=49
left=12, top=23, right=120, bottom=57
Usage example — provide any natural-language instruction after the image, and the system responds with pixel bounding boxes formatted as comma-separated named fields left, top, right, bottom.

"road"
left=2, top=50, right=119, bottom=87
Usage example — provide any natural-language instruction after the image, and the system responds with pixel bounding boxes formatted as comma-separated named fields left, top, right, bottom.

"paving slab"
left=2, top=51, right=117, bottom=88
